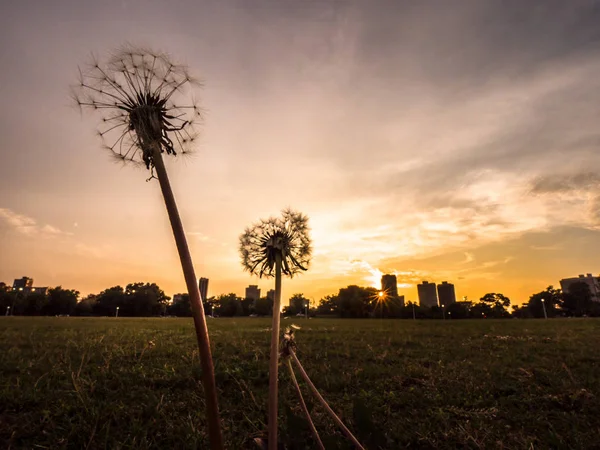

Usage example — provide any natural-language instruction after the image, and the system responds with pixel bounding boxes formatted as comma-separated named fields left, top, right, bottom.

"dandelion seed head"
left=74, top=45, right=203, bottom=170
left=239, top=209, right=312, bottom=279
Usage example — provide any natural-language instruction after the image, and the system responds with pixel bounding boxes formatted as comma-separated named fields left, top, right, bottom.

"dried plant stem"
left=286, top=358, right=325, bottom=450
left=268, top=254, right=283, bottom=450
left=152, top=146, right=223, bottom=450
left=289, top=349, right=365, bottom=450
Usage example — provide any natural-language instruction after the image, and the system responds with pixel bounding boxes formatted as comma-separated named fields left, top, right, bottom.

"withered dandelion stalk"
left=73, top=45, right=223, bottom=450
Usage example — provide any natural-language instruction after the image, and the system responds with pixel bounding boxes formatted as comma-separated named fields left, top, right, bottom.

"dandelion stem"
left=286, top=358, right=325, bottom=450
left=268, top=254, right=283, bottom=450
left=289, top=348, right=365, bottom=450
left=151, top=145, right=223, bottom=450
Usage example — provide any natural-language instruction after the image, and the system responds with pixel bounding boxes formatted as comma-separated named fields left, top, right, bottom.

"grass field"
left=1, top=317, right=599, bottom=449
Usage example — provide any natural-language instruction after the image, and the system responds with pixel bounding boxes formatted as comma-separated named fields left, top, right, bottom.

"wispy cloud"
left=187, top=231, right=211, bottom=242
left=0, top=208, right=71, bottom=238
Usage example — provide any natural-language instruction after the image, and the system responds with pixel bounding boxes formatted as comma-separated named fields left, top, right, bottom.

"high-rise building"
left=560, top=274, right=600, bottom=300
left=417, top=281, right=438, bottom=308
left=13, top=277, right=33, bottom=290
left=397, top=295, right=406, bottom=308
left=437, top=281, right=456, bottom=306
left=199, top=277, right=209, bottom=301
left=266, top=289, right=275, bottom=302
left=245, top=285, right=261, bottom=301
left=12, top=277, right=47, bottom=296
left=381, top=274, right=398, bottom=297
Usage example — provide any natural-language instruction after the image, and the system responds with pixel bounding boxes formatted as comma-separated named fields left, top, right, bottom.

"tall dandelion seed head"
left=73, top=45, right=202, bottom=169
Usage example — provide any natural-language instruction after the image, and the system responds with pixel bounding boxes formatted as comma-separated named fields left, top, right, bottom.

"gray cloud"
left=531, top=172, right=600, bottom=194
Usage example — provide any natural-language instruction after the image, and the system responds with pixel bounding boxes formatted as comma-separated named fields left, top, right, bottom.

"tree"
left=123, top=282, right=169, bottom=317
left=469, top=301, right=491, bottom=319
left=215, top=293, right=243, bottom=317
left=446, top=301, right=472, bottom=319
left=336, top=285, right=377, bottom=318
left=525, top=286, right=561, bottom=318
left=316, top=294, right=339, bottom=316
left=49, top=287, right=79, bottom=315
left=203, top=296, right=218, bottom=317
left=240, top=297, right=254, bottom=316
left=0, top=288, right=13, bottom=315
left=254, top=296, right=273, bottom=316
left=168, top=293, right=192, bottom=317
left=74, top=295, right=96, bottom=316
left=75, top=46, right=222, bottom=448
left=239, top=208, right=312, bottom=449
left=284, top=293, right=310, bottom=316
left=479, top=293, right=511, bottom=318
left=44, top=287, right=79, bottom=316
left=562, top=282, right=595, bottom=317
left=23, top=293, right=48, bottom=316
left=94, top=286, right=125, bottom=316
left=511, top=304, right=531, bottom=319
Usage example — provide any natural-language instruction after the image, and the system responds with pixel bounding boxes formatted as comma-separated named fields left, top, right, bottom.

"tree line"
left=1, top=280, right=598, bottom=318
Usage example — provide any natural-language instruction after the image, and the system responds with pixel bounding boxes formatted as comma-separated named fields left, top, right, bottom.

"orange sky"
left=1, top=1, right=600, bottom=306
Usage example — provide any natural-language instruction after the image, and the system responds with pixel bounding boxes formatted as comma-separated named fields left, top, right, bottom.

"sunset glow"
left=1, top=1, right=600, bottom=306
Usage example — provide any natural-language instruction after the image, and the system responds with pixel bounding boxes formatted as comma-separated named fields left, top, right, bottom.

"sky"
left=1, top=0, right=600, bottom=306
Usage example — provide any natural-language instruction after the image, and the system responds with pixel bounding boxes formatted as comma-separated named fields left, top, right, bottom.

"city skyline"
left=2, top=1, right=600, bottom=305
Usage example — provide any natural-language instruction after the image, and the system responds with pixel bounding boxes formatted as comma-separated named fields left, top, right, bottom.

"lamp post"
left=541, top=298, right=548, bottom=319
left=305, top=300, right=309, bottom=320
left=5, top=306, right=10, bottom=316
left=115, top=306, right=120, bottom=318
left=212, top=305, right=215, bottom=318
left=378, top=291, right=384, bottom=319
left=412, top=303, right=416, bottom=320
left=441, top=304, right=445, bottom=320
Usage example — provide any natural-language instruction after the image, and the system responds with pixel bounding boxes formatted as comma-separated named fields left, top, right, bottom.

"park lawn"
left=0, top=317, right=599, bottom=449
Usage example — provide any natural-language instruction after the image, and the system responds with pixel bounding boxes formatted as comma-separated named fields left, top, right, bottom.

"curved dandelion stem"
left=286, top=358, right=325, bottom=450
left=290, top=349, right=365, bottom=450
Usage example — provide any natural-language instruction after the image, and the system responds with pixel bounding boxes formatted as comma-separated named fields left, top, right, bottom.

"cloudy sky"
left=1, top=0, right=600, bottom=305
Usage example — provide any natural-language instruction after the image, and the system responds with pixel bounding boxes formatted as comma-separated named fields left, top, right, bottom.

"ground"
left=1, top=317, right=599, bottom=449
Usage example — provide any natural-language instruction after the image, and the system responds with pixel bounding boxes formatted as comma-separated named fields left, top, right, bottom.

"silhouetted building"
left=560, top=273, right=600, bottom=300
left=199, top=277, right=209, bottom=301
left=245, top=285, right=261, bottom=301
left=12, top=277, right=47, bottom=296
left=397, top=295, right=405, bottom=308
left=266, top=289, right=275, bottom=302
left=417, top=281, right=438, bottom=308
left=13, top=277, right=33, bottom=290
left=381, top=274, right=398, bottom=297
left=437, top=281, right=456, bottom=306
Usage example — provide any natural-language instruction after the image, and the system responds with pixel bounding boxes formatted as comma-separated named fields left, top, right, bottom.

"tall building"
left=199, top=277, right=209, bottom=301
left=397, top=295, right=406, bottom=308
left=381, top=274, right=398, bottom=297
left=13, top=277, right=33, bottom=290
left=12, top=277, right=47, bottom=296
left=266, top=289, right=275, bottom=302
left=245, top=285, right=261, bottom=301
left=560, top=274, right=600, bottom=300
left=437, top=281, right=456, bottom=306
left=417, top=281, right=438, bottom=308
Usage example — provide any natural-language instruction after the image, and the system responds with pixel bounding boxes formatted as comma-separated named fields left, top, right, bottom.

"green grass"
left=1, top=317, right=599, bottom=449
